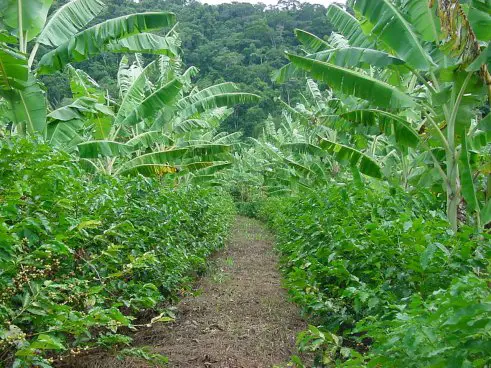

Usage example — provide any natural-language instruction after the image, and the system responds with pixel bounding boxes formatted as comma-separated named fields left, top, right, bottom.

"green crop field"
left=0, top=0, right=490, bottom=366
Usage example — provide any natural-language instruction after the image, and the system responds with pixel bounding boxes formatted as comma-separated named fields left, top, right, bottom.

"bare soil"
left=66, top=216, right=305, bottom=368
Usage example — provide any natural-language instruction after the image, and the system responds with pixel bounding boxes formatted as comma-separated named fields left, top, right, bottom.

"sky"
left=198, top=0, right=345, bottom=6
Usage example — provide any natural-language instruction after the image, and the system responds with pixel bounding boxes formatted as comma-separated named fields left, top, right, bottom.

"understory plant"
left=260, top=182, right=490, bottom=367
left=0, top=137, right=235, bottom=367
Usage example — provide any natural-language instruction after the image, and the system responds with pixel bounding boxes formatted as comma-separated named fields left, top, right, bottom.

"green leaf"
left=47, top=119, right=84, bottom=148
left=37, top=12, right=177, bottom=74
left=120, top=78, right=182, bottom=126
left=459, top=131, right=479, bottom=212
left=353, top=0, right=433, bottom=70
left=274, top=47, right=404, bottom=83
left=469, top=0, right=491, bottom=41
left=66, top=65, right=102, bottom=99
left=319, top=138, right=383, bottom=179
left=116, top=144, right=231, bottom=175
left=77, top=140, right=134, bottom=158
left=340, top=109, right=420, bottom=147
left=1, top=0, right=52, bottom=42
left=478, top=112, right=491, bottom=131
left=127, top=131, right=174, bottom=149
left=294, top=29, right=331, bottom=53
left=29, top=334, right=65, bottom=351
left=114, top=60, right=157, bottom=125
left=37, top=0, right=105, bottom=47
left=287, top=53, right=415, bottom=108
left=402, top=0, right=441, bottom=42
left=326, top=4, right=374, bottom=48
left=105, top=33, right=180, bottom=57
left=10, top=73, right=47, bottom=136
left=176, top=82, right=259, bottom=121
left=481, top=198, right=491, bottom=225
left=0, top=44, right=28, bottom=91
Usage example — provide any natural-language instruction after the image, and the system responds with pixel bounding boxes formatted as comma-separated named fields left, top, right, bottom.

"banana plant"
left=278, top=0, right=491, bottom=231
left=48, top=49, right=259, bottom=178
left=0, top=0, right=178, bottom=137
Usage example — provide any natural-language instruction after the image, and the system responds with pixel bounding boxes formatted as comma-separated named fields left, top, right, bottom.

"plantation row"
left=259, top=184, right=490, bottom=366
left=1, top=0, right=491, bottom=366
left=0, top=139, right=235, bottom=366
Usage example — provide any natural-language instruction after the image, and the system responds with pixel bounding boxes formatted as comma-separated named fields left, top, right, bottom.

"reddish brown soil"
left=65, top=216, right=305, bottom=368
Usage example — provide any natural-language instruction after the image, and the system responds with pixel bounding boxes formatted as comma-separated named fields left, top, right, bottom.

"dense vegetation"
left=262, top=185, right=490, bottom=366
left=0, top=138, right=234, bottom=366
left=40, top=0, right=333, bottom=136
left=1, top=0, right=490, bottom=366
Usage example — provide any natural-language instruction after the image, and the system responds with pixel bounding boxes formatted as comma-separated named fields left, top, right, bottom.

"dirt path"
left=70, top=216, right=305, bottom=368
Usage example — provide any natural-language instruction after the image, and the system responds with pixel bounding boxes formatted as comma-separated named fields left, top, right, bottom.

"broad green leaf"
left=274, top=47, right=404, bottom=83
left=116, top=144, right=231, bottom=175
left=402, top=0, right=441, bottom=42
left=173, top=119, right=211, bottom=133
left=466, top=42, right=491, bottom=71
left=47, top=119, right=83, bottom=148
left=326, top=4, right=374, bottom=48
left=469, top=0, right=491, bottom=41
left=459, top=131, right=479, bottom=212
left=176, top=83, right=260, bottom=121
left=478, top=112, right=491, bottom=131
left=106, top=33, right=180, bottom=57
left=340, top=109, right=420, bottom=147
left=294, top=29, right=331, bottom=53
left=287, top=54, right=415, bottom=108
left=1, top=0, right=52, bottom=41
left=120, top=78, right=182, bottom=126
left=78, top=140, right=134, bottom=158
left=481, top=198, right=491, bottom=225
left=282, top=142, right=327, bottom=157
left=37, top=12, right=177, bottom=74
left=114, top=60, right=157, bottom=125
left=127, top=131, right=174, bottom=149
left=353, top=0, right=433, bottom=70
left=29, top=334, right=65, bottom=351
left=0, top=44, right=28, bottom=91
left=67, top=65, right=102, bottom=99
left=10, top=73, right=47, bottom=136
left=319, top=138, right=383, bottom=179
left=37, top=0, right=105, bottom=47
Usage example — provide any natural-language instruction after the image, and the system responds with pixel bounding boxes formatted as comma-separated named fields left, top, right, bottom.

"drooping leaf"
left=66, top=65, right=102, bottom=99
left=47, top=119, right=84, bottom=148
left=116, top=144, right=231, bottom=175
left=10, top=73, right=47, bottom=136
left=1, top=0, right=52, bottom=41
left=319, top=138, right=383, bottom=179
left=274, top=47, right=404, bottom=83
left=105, top=33, right=180, bottom=57
left=77, top=140, right=134, bottom=158
left=0, top=44, right=28, bottom=91
left=469, top=0, right=491, bottom=41
left=37, top=0, right=105, bottom=47
left=353, top=0, right=433, bottom=70
left=287, top=53, right=415, bottom=108
left=37, top=12, right=177, bottom=74
left=120, top=78, right=182, bottom=126
left=176, top=83, right=260, bottom=121
left=294, top=29, right=331, bottom=53
left=173, top=119, right=211, bottom=133
left=340, top=109, right=420, bottom=147
left=459, top=131, right=479, bottom=212
left=326, top=4, right=374, bottom=48
left=114, top=60, right=157, bottom=125
left=127, top=131, right=173, bottom=149
left=402, top=0, right=441, bottom=42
